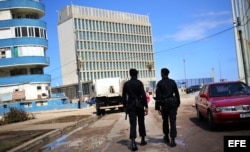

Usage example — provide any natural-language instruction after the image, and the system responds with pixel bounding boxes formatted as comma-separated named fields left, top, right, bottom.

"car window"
left=230, top=82, right=250, bottom=95
left=209, top=82, right=250, bottom=97
left=210, top=84, right=230, bottom=97
left=200, top=85, right=207, bottom=94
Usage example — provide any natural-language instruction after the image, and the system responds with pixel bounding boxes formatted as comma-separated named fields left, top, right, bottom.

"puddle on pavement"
left=176, top=139, right=185, bottom=146
left=40, top=126, right=106, bottom=151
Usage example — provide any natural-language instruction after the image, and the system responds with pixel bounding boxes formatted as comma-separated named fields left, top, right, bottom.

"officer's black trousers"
left=128, top=108, right=146, bottom=139
left=161, top=107, right=177, bottom=138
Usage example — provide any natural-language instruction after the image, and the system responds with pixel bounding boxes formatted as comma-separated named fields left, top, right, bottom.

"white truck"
left=90, top=77, right=126, bottom=115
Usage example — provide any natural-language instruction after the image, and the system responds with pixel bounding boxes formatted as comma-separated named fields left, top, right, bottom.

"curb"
left=8, top=115, right=99, bottom=152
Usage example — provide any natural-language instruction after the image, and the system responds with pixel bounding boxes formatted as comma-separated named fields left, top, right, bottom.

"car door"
left=196, top=85, right=209, bottom=117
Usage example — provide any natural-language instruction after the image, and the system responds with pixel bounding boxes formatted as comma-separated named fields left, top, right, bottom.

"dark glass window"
left=22, top=27, right=28, bottom=37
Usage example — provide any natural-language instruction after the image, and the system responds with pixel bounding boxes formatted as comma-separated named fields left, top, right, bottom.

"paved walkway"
left=1, top=106, right=98, bottom=152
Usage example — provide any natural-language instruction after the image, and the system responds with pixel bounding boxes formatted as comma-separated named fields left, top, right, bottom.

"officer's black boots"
left=163, top=135, right=170, bottom=143
left=170, top=138, right=177, bottom=147
left=140, top=136, right=147, bottom=146
left=131, top=138, right=138, bottom=151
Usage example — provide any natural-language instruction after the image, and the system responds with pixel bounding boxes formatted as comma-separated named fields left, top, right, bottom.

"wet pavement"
left=1, top=106, right=98, bottom=152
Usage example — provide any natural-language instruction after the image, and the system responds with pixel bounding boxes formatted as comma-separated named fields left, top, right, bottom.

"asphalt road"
left=41, top=92, right=250, bottom=152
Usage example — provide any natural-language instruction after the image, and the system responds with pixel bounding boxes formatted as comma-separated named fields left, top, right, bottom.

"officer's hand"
left=144, top=108, right=148, bottom=116
left=158, top=110, right=161, bottom=115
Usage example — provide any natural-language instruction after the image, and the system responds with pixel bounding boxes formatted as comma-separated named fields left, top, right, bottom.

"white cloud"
left=194, top=11, right=231, bottom=17
left=169, top=19, right=232, bottom=41
left=154, top=11, right=232, bottom=42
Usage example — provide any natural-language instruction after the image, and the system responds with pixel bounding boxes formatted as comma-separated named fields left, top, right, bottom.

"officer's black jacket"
left=122, top=77, right=148, bottom=109
left=155, top=77, right=180, bottom=110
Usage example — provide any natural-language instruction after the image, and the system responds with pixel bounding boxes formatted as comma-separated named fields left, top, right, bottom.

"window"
left=15, top=27, right=21, bottom=37
left=29, top=27, right=34, bottom=36
left=10, top=69, right=27, bottom=76
left=30, top=68, right=43, bottom=74
left=21, top=27, right=27, bottom=37
left=35, top=27, right=39, bottom=37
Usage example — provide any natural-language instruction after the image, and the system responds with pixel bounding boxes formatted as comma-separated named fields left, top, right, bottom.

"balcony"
left=0, top=0, right=45, bottom=18
left=0, top=56, right=50, bottom=68
left=0, top=37, right=48, bottom=48
left=0, top=74, right=51, bottom=86
left=0, top=19, right=46, bottom=29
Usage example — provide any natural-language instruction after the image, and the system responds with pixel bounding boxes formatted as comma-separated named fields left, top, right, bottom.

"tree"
left=146, top=61, right=154, bottom=90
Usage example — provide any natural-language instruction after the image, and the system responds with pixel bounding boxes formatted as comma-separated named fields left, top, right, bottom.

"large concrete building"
left=57, top=5, right=155, bottom=89
left=0, top=0, right=51, bottom=102
left=231, top=0, right=250, bottom=85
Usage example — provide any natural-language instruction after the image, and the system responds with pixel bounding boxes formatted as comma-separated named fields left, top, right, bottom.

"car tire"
left=208, top=111, right=216, bottom=130
left=196, top=108, right=204, bottom=121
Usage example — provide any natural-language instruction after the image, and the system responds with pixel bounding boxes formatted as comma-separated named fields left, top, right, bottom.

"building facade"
left=231, top=0, right=250, bottom=85
left=57, top=5, right=155, bottom=89
left=0, top=0, right=51, bottom=102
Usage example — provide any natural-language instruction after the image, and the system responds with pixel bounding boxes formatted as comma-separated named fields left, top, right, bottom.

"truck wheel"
left=119, top=107, right=124, bottom=112
left=96, top=108, right=101, bottom=116
left=101, top=109, right=105, bottom=115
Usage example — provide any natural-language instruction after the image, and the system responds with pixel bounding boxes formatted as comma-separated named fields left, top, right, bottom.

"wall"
left=0, top=97, right=88, bottom=115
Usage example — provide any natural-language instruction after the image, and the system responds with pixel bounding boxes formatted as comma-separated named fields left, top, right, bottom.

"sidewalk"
left=1, top=106, right=98, bottom=152
left=2, top=91, right=190, bottom=152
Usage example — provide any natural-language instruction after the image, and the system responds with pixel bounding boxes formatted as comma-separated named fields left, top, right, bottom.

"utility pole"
left=237, top=17, right=248, bottom=85
left=71, top=5, right=82, bottom=109
left=77, top=56, right=83, bottom=109
left=75, top=30, right=82, bottom=109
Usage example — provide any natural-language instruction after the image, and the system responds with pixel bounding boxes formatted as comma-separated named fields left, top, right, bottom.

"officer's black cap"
left=129, top=68, right=138, bottom=77
left=161, top=68, right=169, bottom=75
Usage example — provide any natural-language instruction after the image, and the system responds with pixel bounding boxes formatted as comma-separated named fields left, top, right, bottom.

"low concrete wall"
left=0, top=97, right=89, bottom=115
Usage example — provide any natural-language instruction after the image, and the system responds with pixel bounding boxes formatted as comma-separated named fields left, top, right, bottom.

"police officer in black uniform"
left=155, top=68, right=180, bottom=147
left=122, top=68, right=148, bottom=151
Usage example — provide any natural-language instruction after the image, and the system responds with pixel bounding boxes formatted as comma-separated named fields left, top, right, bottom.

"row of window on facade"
left=76, top=31, right=152, bottom=44
left=74, top=19, right=152, bottom=35
left=76, top=41, right=153, bottom=52
left=14, top=26, right=47, bottom=39
left=10, top=68, right=43, bottom=76
left=79, top=69, right=155, bottom=81
left=12, top=13, right=39, bottom=19
left=78, top=51, right=153, bottom=62
left=77, top=60, right=154, bottom=71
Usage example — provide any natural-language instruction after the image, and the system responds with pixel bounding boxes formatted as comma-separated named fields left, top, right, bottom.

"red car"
left=195, top=81, right=250, bottom=130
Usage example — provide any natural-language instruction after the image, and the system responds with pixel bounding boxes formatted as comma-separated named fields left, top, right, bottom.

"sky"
left=41, top=0, right=238, bottom=87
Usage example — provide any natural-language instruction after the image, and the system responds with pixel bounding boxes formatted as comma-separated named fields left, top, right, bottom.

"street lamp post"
left=183, top=59, right=187, bottom=88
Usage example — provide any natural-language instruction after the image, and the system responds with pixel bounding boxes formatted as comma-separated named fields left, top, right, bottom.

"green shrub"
left=2, top=107, right=35, bottom=124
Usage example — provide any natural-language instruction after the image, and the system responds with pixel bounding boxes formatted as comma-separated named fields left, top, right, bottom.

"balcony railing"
left=0, top=37, right=48, bottom=48
left=0, top=19, right=46, bottom=28
left=0, top=74, right=51, bottom=86
left=0, top=56, right=50, bottom=67
left=0, top=0, right=45, bottom=15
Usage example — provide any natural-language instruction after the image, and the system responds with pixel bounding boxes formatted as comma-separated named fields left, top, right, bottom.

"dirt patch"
left=0, top=130, right=52, bottom=152
left=0, top=115, right=91, bottom=152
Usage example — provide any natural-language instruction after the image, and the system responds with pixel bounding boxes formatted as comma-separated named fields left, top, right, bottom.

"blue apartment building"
left=0, top=0, right=50, bottom=101
left=0, top=0, right=82, bottom=115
